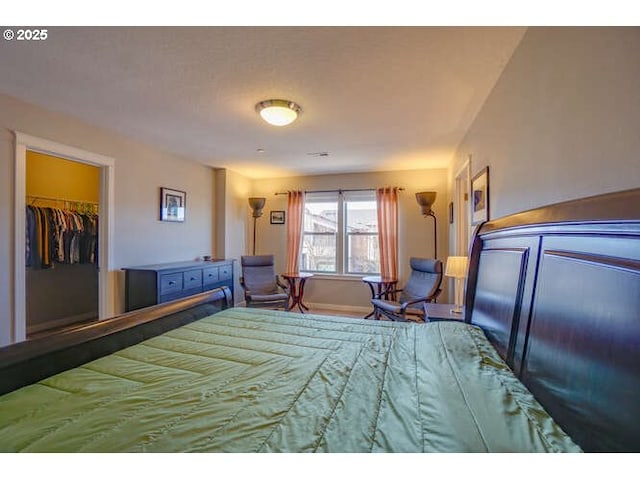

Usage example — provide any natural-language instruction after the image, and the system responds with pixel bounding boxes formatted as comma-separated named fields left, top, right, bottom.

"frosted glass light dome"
left=255, top=99, right=302, bottom=126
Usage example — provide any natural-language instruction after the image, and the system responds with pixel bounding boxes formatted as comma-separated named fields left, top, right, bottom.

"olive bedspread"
left=0, top=307, right=580, bottom=452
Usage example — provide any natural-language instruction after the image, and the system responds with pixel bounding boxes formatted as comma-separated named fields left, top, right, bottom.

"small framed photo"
left=471, top=167, right=490, bottom=225
left=270, top=210, right=285, bottom=224
left=160, top=187, right=186, bottom=222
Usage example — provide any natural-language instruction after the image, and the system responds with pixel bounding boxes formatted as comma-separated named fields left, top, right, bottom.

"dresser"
left=123, top=259, right=235, bottom=312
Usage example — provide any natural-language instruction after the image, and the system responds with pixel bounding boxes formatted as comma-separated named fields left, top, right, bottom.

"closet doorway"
left=14, top=133, right=114, bottom=343
left=26, top=152, right=100, bottom=335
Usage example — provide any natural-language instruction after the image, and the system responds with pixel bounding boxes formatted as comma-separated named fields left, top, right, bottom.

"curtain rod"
left=26, top=194, right=99, bottom=205
left=274, top=187, right=405, bottom=196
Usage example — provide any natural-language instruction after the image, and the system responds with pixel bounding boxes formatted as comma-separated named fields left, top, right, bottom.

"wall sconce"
left=415, top=191, right=438, bottom=259
left=248, top=197, right=266, bottom=255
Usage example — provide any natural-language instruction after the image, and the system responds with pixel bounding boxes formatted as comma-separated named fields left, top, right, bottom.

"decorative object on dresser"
left=248, top=197, right=266, bottom=255
left=471, top=167, right=489, bottom=225
left=122, top=259, right=234, bottom=311
left=160, top=187, right=186, bottom=222
left=444, top=256, right=469, bottom=314
left=415, top=191, right=438, bottom=258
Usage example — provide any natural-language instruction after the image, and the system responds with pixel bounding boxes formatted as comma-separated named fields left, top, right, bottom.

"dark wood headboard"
left=465, top=188, right=640, bottom=452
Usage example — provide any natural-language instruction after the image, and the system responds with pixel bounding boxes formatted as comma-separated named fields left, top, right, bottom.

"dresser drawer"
left=160, top=273, right=183, bottom=295
left=183, top=269, right=203, bottom=290
left=219, top=264, right=233, bottom=281
left=203, top=266, right=219, bottom=285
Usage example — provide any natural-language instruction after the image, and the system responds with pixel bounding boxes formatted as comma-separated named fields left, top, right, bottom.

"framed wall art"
left=471, top=167, right=490, bottom=225
left=160, top=187, right=186, bottom=222
left=270, top=210, right=285, bottom=224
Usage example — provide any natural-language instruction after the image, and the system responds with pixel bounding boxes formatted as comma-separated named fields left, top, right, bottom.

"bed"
left=1, top=188, right=638, bottom=453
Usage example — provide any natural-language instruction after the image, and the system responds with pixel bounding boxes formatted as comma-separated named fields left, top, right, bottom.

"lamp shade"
left=415, top=191, right=437, bottom=216
left=444, top=256, right=468, bottom=279
left=255, top=99, right=302, bottom=126
left=248, top=197, right=266, bottom=218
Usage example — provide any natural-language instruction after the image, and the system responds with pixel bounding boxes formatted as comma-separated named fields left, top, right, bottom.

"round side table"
left=281, top=272, right=314, bottom=313
left=362, top=275, right=398, bottom=319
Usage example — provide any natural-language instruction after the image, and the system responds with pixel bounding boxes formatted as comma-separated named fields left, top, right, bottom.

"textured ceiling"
left=0, top=26, right=526, bottom=178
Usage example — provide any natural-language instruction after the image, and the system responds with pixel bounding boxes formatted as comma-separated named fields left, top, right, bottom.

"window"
left=301, top=196, right=338, bottom=272
left=345, top=193, right=379, bottom=274
left=300, top=191, right=379, bottom=275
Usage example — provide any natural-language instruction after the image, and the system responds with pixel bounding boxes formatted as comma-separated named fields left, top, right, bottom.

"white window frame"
left=301, top=190, right=379, bottom=276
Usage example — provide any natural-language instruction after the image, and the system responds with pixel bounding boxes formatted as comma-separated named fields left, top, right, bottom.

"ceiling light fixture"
left=255, top=99, right=302, bottom=126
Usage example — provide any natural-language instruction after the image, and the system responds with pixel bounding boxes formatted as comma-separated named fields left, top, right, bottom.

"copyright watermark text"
left=3, top=28, right=49, bottom=41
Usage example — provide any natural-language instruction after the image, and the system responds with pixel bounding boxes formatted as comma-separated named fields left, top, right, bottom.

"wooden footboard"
left=466, top=188, right=640, bottom=452
left=0, top=286, right=231, bottom=396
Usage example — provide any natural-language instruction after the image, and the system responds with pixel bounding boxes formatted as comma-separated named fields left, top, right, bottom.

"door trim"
left=14, top=132, right=115, bottom=343
left=454, top=156, right=472, bottom=256
left=452, top=156, right=472, bottom=306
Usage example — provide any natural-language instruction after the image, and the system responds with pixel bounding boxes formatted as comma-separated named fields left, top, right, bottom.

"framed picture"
left=471, top=167, right=490, bottom=225
left=270, top=210, right=285, bottom=224
left=160, top=187, right=186, bottom=222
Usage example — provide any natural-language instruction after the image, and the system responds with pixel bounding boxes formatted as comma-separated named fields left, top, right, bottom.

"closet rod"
left=26, top=194, right=99, bottom=205
left=274, top=187, right=405, bottom=196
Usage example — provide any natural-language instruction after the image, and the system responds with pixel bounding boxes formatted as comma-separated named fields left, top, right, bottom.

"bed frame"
left=0, top=287, right=232, bottom=396
left=0, top=188, right=637, bottom=452
left=465, top=187, right=640, bottom=452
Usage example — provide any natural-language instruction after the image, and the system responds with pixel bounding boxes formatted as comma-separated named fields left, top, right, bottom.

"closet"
left=25, top=151, right=100, bottom=336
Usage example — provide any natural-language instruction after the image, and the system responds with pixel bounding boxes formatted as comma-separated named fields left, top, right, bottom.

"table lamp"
left=444, top=256, right=468, bottom=314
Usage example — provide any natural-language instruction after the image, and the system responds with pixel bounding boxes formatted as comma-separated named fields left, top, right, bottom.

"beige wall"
left=452, top=27, right=640, bottom=219
left=0, top=128, right=14, bottom=346
left=248, top=168, right=449, bottom=309
left=0, top=94, right=215, bottom=345
left=27, top=151, right=100, bottom=203
left=214, top=168, right=251, bottom=303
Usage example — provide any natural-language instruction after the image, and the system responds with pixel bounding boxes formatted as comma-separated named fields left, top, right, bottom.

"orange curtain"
left=376, top=187, right=399, bottom=279
left=286, top=190, right=305, bottom=274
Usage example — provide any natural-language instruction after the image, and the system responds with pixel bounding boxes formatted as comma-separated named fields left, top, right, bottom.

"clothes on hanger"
left=26, top=205, right=98, bottom=269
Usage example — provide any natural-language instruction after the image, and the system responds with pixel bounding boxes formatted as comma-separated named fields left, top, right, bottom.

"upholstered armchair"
left=240, top=255, right=290, bottom=310
left=371, top=258, right=443, bottom=322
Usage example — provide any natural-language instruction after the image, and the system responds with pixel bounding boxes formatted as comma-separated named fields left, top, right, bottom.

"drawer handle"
left=208, top=273, right=213, bottom=277
left=190, top=277, right=196, bottom=281
left=169, top=281, right=176, bottom=286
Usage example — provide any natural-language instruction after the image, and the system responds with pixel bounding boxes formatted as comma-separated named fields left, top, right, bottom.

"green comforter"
left=0, top=308, right=580, bottom=452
